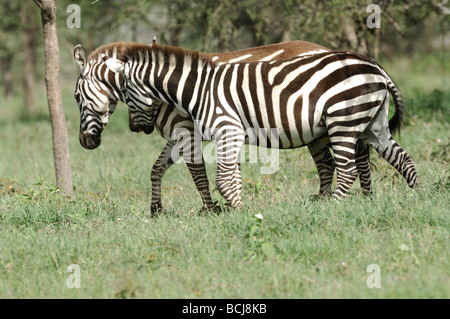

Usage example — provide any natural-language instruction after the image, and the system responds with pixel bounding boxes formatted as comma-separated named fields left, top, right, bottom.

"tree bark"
left=34, top=0, right=73, bottom=195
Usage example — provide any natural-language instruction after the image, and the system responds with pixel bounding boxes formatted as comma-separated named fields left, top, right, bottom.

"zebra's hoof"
left=309, top=194, right=330, bottom=201
left=199, top=201, right=224, bottom=215
left=151, top=204, right=163, bottom=217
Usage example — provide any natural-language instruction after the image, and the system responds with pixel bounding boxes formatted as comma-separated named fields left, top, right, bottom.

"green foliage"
left=432, top=140, right=450, bottom=164
left=155, top=0, right=447, bottom=58
left=0, top=1, right=22, bottom=57
left=245, top=213, right=280, bottom=261
left=51, top=0, right=449, bottom=57
left=18, top=177, right=63, bottom=201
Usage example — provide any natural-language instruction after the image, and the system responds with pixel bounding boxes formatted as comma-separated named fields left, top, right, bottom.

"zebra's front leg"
left=175, top=127, right=216, bottom=212
left=216, top=161, right=243, bottom=209
left=151, top=141, right=178, bottom=215
left=215, top=129, right=245, bottom=209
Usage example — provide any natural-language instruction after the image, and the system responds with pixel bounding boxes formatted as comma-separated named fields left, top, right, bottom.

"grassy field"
left=0, top=53, right=448, bottom=299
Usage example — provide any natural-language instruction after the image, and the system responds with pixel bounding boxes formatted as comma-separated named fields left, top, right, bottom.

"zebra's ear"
left=102, top=54, right=125, bottom=75
left=73, top=44, right=87, bottom=73
left=149, top=36, right=156, bottom=47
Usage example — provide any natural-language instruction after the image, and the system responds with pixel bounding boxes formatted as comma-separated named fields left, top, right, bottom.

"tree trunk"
left=21, top=7, right=38, bottom=114
left=1, top=55, right=13, bottom=100
left=34, top=0, right=73, bottom=195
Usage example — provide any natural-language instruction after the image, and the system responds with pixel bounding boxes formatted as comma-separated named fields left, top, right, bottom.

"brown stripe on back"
left=90, top=42, right=214, bottom=66
left=208, top=40, right=329, bottom=63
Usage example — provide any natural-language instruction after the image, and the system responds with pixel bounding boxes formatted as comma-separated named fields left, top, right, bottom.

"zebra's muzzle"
left=129, top=120, right=154, bottom=135
left=79, top=131, right=102, bottom=150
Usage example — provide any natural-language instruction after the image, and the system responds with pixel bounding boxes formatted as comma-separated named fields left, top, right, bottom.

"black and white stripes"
left=74, top=41, right=418, bottom=211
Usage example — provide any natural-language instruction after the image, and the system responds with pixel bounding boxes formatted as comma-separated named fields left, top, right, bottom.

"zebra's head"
left=73, top=44, right=126, bottom=149
left=127, top=99, right=161, bottom=135
left=97, top=53, right=158, bottom=135
left=124, top=81, right=160, bottom=135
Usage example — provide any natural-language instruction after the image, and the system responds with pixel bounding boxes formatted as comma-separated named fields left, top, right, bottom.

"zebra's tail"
left=380, top=68, right=405, bottom=136
left=387, top=78, right=405, bottom=136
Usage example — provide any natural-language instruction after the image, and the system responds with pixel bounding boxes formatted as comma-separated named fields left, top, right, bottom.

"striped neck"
left=123, top=43, right=215, bottom=113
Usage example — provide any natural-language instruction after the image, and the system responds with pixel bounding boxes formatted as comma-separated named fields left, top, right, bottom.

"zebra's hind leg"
left=329, top=137, right=359, bottom=200
left=355, top=139, right=372, bottom=195
left=362, top=134, right=418, bottom=189
left=308, top=139, right=335, bottom=196
left=360, top=98, right=418, bottom=189
left=308, top=137, right=372, bottom=197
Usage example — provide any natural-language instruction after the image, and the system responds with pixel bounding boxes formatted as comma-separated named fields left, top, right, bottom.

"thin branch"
left=384, top=12, right=404, bottom=37
left=436, top=0, right=450, bottom=15
left=32, top=0, right=43, bottom=10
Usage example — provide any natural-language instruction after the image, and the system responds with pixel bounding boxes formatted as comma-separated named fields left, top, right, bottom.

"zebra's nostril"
left=79, top=132, right=102, bottom=150
left=142, top=124, right=154, bottom=135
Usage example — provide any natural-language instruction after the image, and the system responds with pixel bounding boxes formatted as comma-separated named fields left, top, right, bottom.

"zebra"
left=74, top=42, right=418, bottom=210
left=123, top=41, right=375, bottom=213
left=73, top=41, right=374, bottom=213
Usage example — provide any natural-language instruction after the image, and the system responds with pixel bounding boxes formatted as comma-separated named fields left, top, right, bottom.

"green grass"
left=0, top=54, right=449, bottom=298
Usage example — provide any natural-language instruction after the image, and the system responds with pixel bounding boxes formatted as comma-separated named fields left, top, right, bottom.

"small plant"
left=245, top=176, right=269, bottom=195
left=431, top=140, right=450, bottom=164
left=245, top=213, right=280, bottom=261
left=19, top=177, right=63, bottom=201
left=0, top=179, right=21, bottom=195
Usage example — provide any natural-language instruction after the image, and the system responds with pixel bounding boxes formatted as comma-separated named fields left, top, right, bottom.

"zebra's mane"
left=88, top=42, right=215, bottom=67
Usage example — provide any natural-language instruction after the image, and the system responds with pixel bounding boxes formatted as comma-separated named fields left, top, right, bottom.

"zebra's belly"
left=244, top=125, right=328, bottom=149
